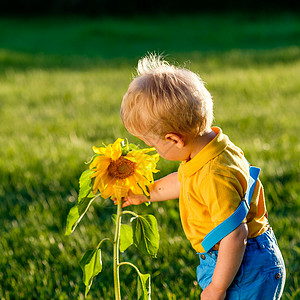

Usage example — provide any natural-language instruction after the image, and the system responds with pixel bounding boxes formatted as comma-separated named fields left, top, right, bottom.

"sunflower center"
left=108, top=156, right=136, bottom=179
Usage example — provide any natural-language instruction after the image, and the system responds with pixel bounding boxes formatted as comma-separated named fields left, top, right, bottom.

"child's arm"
left=119, top=172, right=180, bottom=208
left=201, top=223, right=248, bottom=300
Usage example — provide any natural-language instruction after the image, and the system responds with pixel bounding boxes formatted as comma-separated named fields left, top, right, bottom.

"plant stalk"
left=113, top=200, right=122, bottom=300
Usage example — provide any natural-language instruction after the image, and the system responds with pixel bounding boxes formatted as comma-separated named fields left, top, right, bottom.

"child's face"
left=137, top=134, right=190, bottom=162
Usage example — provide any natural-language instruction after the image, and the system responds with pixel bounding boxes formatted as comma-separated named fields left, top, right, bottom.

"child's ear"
left=165, top=133, right=185, bottom=149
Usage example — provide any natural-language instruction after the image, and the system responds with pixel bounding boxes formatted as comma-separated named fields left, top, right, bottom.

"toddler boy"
left=119, top=54, right=285, bottom=300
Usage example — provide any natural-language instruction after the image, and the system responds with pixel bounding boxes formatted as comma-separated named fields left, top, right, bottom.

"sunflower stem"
left=113, top=200, right=122, bottom=300
left=118, top=261, right=141, bottom=276
left=120, top=210, right=138, bottom=218
left=96, top=237, right=113, bottom=249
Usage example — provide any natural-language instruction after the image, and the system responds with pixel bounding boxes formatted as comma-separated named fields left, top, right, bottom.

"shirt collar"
left=179, top=127, right=229, bottom=177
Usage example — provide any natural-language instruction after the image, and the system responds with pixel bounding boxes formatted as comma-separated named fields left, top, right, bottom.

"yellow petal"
left=132, top=174, right=149, bottom=196
left=89, top=138, right=159, bottom=200
left=130, top=181, right=143, bottom=195
left=113, top=183, right=129, bottom=200
left=90, top=156, right=111, bottom=170
left=92, top=174, right=103, bottom=194
left=104, top=138, right=123, bottom=161
left=92, top=171, right=112, bottom=194
left=101, top=184, right=115, bottom=199
left=92, top=146, right=107, bottom=155
left=90, top=169, right=107, bottom=179
left=111, top=138, right=124, bottom=161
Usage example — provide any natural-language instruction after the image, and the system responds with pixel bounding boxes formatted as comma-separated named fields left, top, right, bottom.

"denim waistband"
left=244, top=227, right=276, bottom=252
left=247, top=227, right=273, bottom=245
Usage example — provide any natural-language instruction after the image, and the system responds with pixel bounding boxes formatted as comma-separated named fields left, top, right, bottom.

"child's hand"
left=201, top=282, right=226, bottom=300
left=112, top=190, right=148, bottom=208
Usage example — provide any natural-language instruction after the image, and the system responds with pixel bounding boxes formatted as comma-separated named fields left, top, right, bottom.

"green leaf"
left=111, top=215, right=133, bottom=252
left=85, top=154, right=98, bottom=165
left=80, top=249, right=102, bottom=297
left=65, top=205, right=80, bottom=235
left=111, top=214, right=117, bottom=223
left=137, top=273, right=151, bottom=300
left=78, top=169, right=95, bottom=204
left=78, top=194, right=94, bottom=215
left=132, top=215, right=159, bottom=257
left=121, top=139, right=140, bottom=156
left=120, top=224, right=133, bottom=252
left=121, top=139, right=130, bottom=156
left=65, top=169, right=97, bottom=235
left=65, top=195, right=97, bottom=235
left=128, top=143, right=140, bottom=151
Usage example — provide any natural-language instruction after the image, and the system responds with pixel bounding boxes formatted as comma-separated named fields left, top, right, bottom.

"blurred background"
left=1, top=0, right=300, bottom=15
left=0, top=1, right=299, bottom=299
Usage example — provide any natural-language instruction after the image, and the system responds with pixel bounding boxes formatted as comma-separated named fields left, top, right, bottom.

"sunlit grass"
left=0, top=13, right=299, bottom=299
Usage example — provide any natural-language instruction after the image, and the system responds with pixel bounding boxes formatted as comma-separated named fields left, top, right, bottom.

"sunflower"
left=89, top=138, right=159, bottom=201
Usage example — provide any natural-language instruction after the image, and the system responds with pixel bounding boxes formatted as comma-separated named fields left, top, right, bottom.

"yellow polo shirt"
left=178, top=127, right=269, bottom=253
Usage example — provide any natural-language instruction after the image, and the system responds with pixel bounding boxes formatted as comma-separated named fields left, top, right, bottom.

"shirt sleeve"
left=199, top=171, right=245, bottom=225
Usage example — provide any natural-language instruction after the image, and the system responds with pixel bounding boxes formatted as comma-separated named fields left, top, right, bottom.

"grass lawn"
left=0, top=12, right=299, bottom=299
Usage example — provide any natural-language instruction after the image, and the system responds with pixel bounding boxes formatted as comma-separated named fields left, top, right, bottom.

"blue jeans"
left=196, top=229, right=286, bottom=299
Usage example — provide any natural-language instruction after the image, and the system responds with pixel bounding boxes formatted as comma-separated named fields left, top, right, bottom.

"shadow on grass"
left=264, top=170, right=300, bottom=215
left=1, top=47, right=300, bottom=74
left=0, top=13, right=300, bottom=72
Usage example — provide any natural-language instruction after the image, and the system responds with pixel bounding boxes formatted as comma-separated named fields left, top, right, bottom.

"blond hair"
left=121, top=54, right=213, bottom=139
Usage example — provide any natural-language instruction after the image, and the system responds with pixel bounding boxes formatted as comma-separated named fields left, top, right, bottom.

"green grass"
left=0, top=13, right=300, bottom=299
